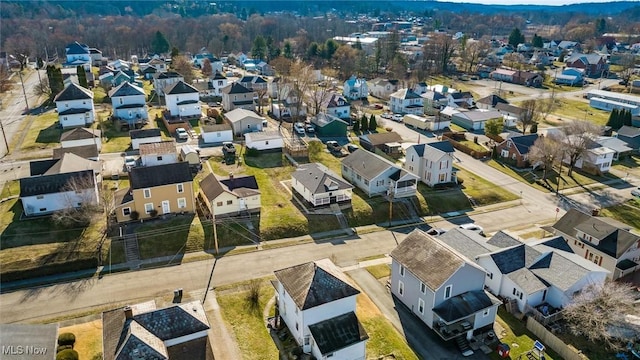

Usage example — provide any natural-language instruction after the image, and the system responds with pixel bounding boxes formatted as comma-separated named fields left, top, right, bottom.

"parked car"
left=222, top=141, right=236, bottom=155
left=305, top=124, right=315, bottom=134
left=631, top=187, right=640, bottom=198
left=459, top=223, right=485, bottom=236
left=392, top=114, right=403, bottom=122
left=294, top=122, right=306, bottom=135
left=426, top=228, right=447, bottom=236
left=124, top=156, right=137, bottom=171
left=326, top=140, right=341, bottom=152
left=346, top=144, right=359, bottom=153
left=176, top=127, right=189, bottom=140
left=381, top=112, right=392, bottom=119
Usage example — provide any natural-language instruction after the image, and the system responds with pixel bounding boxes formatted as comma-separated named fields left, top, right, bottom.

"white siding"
left=202, top=130, right=233, bottom=144
left=61, top=137, right=102, bottom=151
left=22, top=188, right=98, bottom=216
left=245, top=137, right=283, bottom=151
left=165, top=93, right=201, bottom=117
left=140, top=153, right=178, bottom=167
left=311, top=341, right=366, bottom=360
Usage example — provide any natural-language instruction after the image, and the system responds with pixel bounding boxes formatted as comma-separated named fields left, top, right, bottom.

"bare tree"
left=32, top=76, right=51, bottom=97
left=52, top=174, right=100, bottom=227
left=201, top=58, right=213, bottom=77
left=519, top=100, right=542, bottom=134
left=423, top=33, right=458, bottom=74
left=255, top=86, right=269, bottom=115
left=288, top=61, right=314, bottom=121
left=618, top=53, right=637, bottom=87
left=171, top=55, right=196, bottom=84
left=460, top=39, right=490, bottom=73
left=0, top=66, right=14, bottom=93
left=502, top=52, right=526, bottom=70
left=564, top=281, right=640, bottom=351
left=561, top=120, right=602, bottom=177
left=527, top=134, right=562, bottom=180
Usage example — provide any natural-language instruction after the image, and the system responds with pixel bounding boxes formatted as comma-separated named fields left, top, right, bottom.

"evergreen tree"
left=170, top=47, right=180, bottom=59
left=76, top=66, right=88, bottom=88
left=360, top=114, right=368, bottom=132
left=607, top=108, right=619, bottom=129
left=508, top=28, right=525, bottom=47
left=283, top=42, right=294, bottom=59
left=251, top=35, right=267, bottom=61
left=369, top=114, right=377, bottom=131
left=623, top=109, right=633, bottom=127
left=352, top=118, right=360, bottom=132
left=47, top=65, right=63, bottom=96
left=530, top=122, right=538, bottom=134
left=151, top=31, right=170, bottom=54
left=532, top=34, right=544, bottom=48
left=324, top=39, right=339, bottom=60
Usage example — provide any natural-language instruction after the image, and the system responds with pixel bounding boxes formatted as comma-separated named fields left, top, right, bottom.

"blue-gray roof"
left=308, top=312, right=368, bottom=355
left=490, top=244, right=542, bottom=274
left=433, top=290, right=496, bottom=322
left=505, top=134, right=539, bottom=155
left=426, top=141, right=454, bottom=154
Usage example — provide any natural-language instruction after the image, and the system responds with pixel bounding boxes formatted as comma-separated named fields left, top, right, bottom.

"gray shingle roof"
left=20, top=170, right=95, bottom=197
left=486, top=231, right=521, bottom=248
left=617, top=125, right=640, bottom=138
left=53, top=144, right=99, bottom=160
left=60, top=127, right=100, bottom=142
left=130, top=129, right=161, bottom=139
left=308, top=312, right=368, bottom=355
left=129, top=162, right=192, bottom=189
left=341, top=149, right=398, bottom=181
left=506, top=268, right=548, bottom=294
left=433, top=290, right=497, bottom=322
left=502, top=134, right=539, bottom=155
left=490, top=244, right=542, bottom=274
left=165, top=80, right=199, bottom=95
left=359, top=132, right=402, bottom=146
left=476, top=94, right=508, bottom=106
left=391, top=229, right=467, bottom=291
left=529, top=252, right=591, bottom=292
left=222, top=82, right=253, bottom=94
left=426, top=141, right=455, bottom=154
left=109, top=81, right=145, bottom=98
left=292, top=163, right=353, bottom=195
left=54, top=83, right=93, bottom=102
left=274, top=260, right=359, bottom=310
left=438, top=228, right=496, bottom=260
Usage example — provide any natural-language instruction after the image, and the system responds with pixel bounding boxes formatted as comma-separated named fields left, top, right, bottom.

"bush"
left=56, top=349, right=79, bottom=360
left=57, top=345, right=73, bottom=353
left=149, top=209, right=158, bottom=218
left=130, top=210, right=140, bottom=221
left=245, top=147, right=259, bottom=157
left=57, top=333, right=76, bottom=347
left=457, top=177, right=464, bottom=185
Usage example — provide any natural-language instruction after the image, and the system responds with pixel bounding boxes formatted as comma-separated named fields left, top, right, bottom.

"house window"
left=398, top=281, right=404, bottom=296
left=418, top=298, right=425, bottom=314
left=227, top=200, right=233, bottom=205
left=399, top=264, right=405, bottom=277
left=119, top=98, right=123, bottom=105
left=439, top=173, right=446, bottom=182
left=36, top=195, right=44, bottom=199
left=487, top=272, right=493, bottom=279
left=177, top=183, right=184, bottom=193
left=356, top=174, right=362, bottom=181
left=420, top=282, right=426, bottom=294
left=123, top=208, right=131, bottom=216
left=177, top=198, right=187, bottom=209
left=39, top=208, right=47, bottom=212
left=144, top=203, right=154, bottom=214
left=216, top=201, right=223, bottom=207
left=483, top=308, right=490, bottom=317
left=444, top=285, right=452, bottom=299
left=157, top=156, right=163, bottom=161
left=143, top=189, right=151, bottom=198
left=364, top=179, right=369, bottom=186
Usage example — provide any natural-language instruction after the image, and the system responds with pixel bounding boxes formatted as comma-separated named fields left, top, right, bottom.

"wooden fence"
left=526, top=317, right=589, bottom=360
left=442, top=133, right=491, bottom=159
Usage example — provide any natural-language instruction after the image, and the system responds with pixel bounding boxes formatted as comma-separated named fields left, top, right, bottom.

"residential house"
left=154, top=72, right=184, bottom=96
left=565, top=52, right=608, bottom=77
left=587, top=89, right=640, bottom=116
left=224, top=108, right=265, bottom=136
left=89, top=47, right=103, bottom=64
left=198, top=173, right=260, bottom=217
left=333, top=35, right=379, bottom=55
left=64, top=41, right=91, bottom=70
left=208, top=72, right=228, bottom=97
left=310, top=113, right=349, bottom=137
left=551, top=208, right=640, bottom=279
left=165, top=81, right=201, bottom=118
left=403, top=141, right=456, bottom=187
left=446, top=91, right=474, bottom=109
left=369, top=78, right=399, bottom=100
left=61, top=67, right=79, bottom=87
left=201, top=123, right=233, bottom=144
left=107, top=59, right=129, bottom=71
left=554, top=68, right=585, bottom=86
left=60, top=127, right=102, bottom=152
left=102, top=300, right=212, bottom=360
left=343, top=75, right=369, bottom=100
left=145, top=58, right=168, bottom=73
left=111, top=71, right=134, bottom=88
left=496, top=134, right=539, bottom=168
left=54, top=83, right=95, bottom=128
left=53, top=145, right=99, bottom=161
left=595, top=136, right=633, bottom=160
left=238, top=75, right=268, bottom=93
left=109, top=82, right=148, bottom=125
left=562, top=136, right=614, bottom=175
left=475, top=95, right=508, bottom=110
left=412, top=82, right=429, bottom=95
left=130, top=129, right=162, bottom=150
left=513, top=70, right=544, bottom=87
left=617, top=125, right=640, bottom=152
left=341, top=149, right=418, bottom=198
left=273, top=259, right=368, bottom=359
left=256, top=61, right=274, bottom=76
left=389, top=89, right=424, bottom=115
left=390, top=229, right=500, bottom=345
left=489, top=68, right=516, bottom=83
left=495, top=103, right=526, bottom=128
left=358, top=132, right=403, bottom=156
left=291, top=163, right=353, bottom=207
left=451, top=109, right=502, bottom=131
left=324, top=93, right=351, bottom=120
left=421, top=90, right=448, bottom=110
left=114, top=162, right=195, bottom=223
left=244, top=131, right=283, bottom=151
left=20, top=154, right=100, bottom=217
left=557, top=41, right=579, bottom=51
left=193, top=52, right=223, bottom=74
left=139, top=141, right=178, bottom=167
left=221, top=83, right=255, bottom=112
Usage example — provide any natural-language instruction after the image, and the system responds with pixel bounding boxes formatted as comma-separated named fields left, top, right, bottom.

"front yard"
left=20, top=111, right=61, bottom=151
left=601, top=198, right=640, bottom=230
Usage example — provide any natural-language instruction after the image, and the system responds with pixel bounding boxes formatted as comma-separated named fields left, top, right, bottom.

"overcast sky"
left=438, top=0, right=621, bottom=5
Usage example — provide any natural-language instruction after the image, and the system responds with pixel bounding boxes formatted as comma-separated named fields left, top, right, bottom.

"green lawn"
left=547, top=98, right=610, bottom=126
left=0, top=180, right=19, bottom=198
left=490, top=308, right=559, bottom=360
left=457, top=168, right=519, bottom=206
left=135, top=215, right=206, bottom=259
left=96, top=112, right=132, bottom=153
left=613, top=155, right=640, bottom=178
left=216, top=280, right=280, bottom=360
left=366, top=264, right=391, bottom=279
left=457, top=139, right=489, bottom=153
left=487, top=159, right=610, bottom=193
left=601, top=199, right=640, bottom=230
left=20, top=111, right=61, bottom=151
left=93, top=87, right=107, bottom=104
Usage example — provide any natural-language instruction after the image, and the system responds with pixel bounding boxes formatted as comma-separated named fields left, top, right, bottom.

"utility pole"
left=556, top=151, right=564, bottom=195
left=0, top=120, right=9, bottom=154
left=388, top=183, right=394, bottom=227
left=17, top=68, right=29, bottom=112
left=213, top=214, right=219, bottom=255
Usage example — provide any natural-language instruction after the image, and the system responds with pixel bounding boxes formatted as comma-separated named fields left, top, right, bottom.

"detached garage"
left=244, top=131, right=284, bottom=151
left=202, top=123, right=233, bottom=144
left=451, top=110, right=502, bottom=131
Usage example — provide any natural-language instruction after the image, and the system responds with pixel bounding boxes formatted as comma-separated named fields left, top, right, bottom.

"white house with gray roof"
left=341, top=149, right=418, bottom=198
left=389, top=88, right=424, bottom=115
left=109, top=81, right=148, bottom=124
left=54, top=83, right=95, bottom=128
left=404, top=141, right=456, bottom=187
left=273, top=259, right=368, bottom=359
left=390, top=229, right=500, bottom=349
left=291, top=163, right=353, bottom=207
left=164, top=80, right=201, bottom=118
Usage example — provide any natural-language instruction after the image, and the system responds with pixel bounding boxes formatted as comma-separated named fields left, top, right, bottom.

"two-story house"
left=198, top=173, right=261, bottom=217
left=64, top=41, right=91, bottom=70
left=154, top=71, right=184, bottom=96
left=207, top=72, right=228, bottom=97
left=389, top=89, right=424, bottom=115
left=114, top=162, right=195, bottom=222
left=565, top=53, right=608, bottom=77
left=390, top=229, right=500, bottom=351
left=139, top=141, right=178, bottom=167
left=108, top=81, right=148, bottom=125
left=341, top=149, right=418, bottom=198
left=563, top=136, right=614, bottom=175
left=291, top=163, right=353, bottom=207
left=404, top=141, right=456, bottom=187
left=221, top=83, right=256, bottom=112
left=54, top=83, right=96, bottom=128
left=273, top=259, right=368, bottom=360
left=495, top=134, right=539, bottom=168
left=324, top=93, right=351, bottom=120
left=164, top=81, right=201, bottom=118
left=369, top=78, right=399, bottom=100
left=343, top=75, right=369, bottom=100
left=551, top=208, right=640, bottom=279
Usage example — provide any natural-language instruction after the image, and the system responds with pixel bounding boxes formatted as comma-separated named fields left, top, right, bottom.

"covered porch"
left=389, top=170, right=418, bottom=198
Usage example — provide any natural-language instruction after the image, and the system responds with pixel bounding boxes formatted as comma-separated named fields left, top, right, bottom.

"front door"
left=162, top=200, right=170, bottom=214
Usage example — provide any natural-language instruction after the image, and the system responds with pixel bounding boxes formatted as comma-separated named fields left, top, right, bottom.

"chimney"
left=229, top=172, right=234, bottom=179
left=123, top=306, right=133, bottom=319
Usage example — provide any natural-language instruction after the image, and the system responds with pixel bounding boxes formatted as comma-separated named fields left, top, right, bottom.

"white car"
left=381, top=112, right=392, bottom=119
left=459, top=223, right=485, bottom=236
left=294, top=122, right=306, bottom=135
left=124, top=156, right=137, bottom=171
left=392, top=114, right=403, bottom=122
left=632, top=187, right=640, bottom=198
left=176, top=127, right=189, bottom=140
left=305, top=124, right=315, bottom=134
